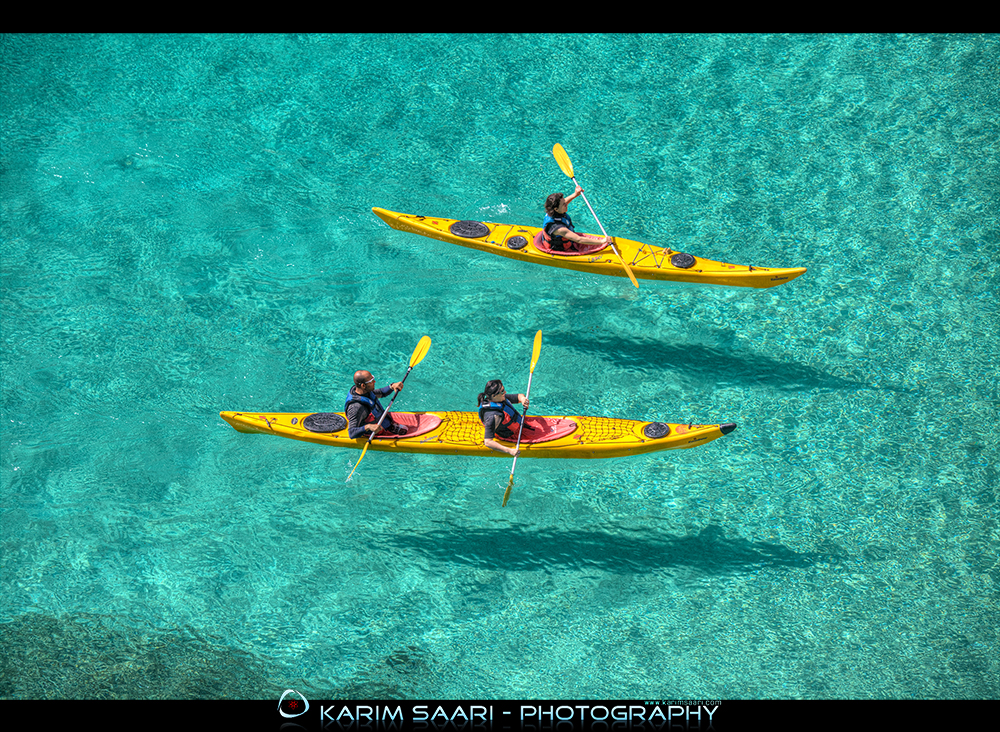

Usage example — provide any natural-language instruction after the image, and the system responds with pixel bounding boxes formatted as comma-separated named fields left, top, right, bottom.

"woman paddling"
left=477, top=379, right=530, bottom=457
left=542, top=185, right=613, bottom=252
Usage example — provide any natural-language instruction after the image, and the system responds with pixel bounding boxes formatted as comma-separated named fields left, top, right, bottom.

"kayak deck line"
left=372, top=207, right=806, bottom=289
left=220, top=410, right=737, bottom=460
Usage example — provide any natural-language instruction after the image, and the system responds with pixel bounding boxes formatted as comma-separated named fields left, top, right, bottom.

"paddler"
left=477, top=379, right=531, bottom=457
left=346, top=370, right=408, bottom=438
left=542, top=185, right=614, bottom=252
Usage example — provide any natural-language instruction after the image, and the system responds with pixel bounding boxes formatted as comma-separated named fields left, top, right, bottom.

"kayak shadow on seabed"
left=545, top=331, right=914, bottom=393
left=373, top=523, right=840, bottom=579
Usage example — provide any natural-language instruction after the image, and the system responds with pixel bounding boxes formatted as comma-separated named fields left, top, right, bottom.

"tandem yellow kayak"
left=219, top=410, right=737, bottom=460
left=372, top=207, right=806, bottom=289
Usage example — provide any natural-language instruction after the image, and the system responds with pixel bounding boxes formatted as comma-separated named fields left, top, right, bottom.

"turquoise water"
left=1, top=33, right=997, bottom=700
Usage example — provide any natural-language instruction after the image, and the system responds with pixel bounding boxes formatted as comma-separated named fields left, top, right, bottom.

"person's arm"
left=482, top=414, right=518, bottom=456
left=565, top=184, right=584, bottom=203
left=485, top=438, right=518, bottom=456
left=346, top=402, right=383, bottom=438
left=554, top=228, right=612, bottom=246
left=346, top=402, right=369, bottom=438
left=550, top=205, right=610, bottom=247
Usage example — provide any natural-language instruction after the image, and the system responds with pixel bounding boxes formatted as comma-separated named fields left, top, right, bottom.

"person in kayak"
left=477, top=379, right=530, bottom=456
left=543, top=185, right=614, bottom=252
left=346, top=370, right=408, bottom=438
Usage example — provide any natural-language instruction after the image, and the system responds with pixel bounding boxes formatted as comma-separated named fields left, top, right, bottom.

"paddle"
left=552, top=143, right=638, bottom=289
left=502, top=330, right=542, bottom=507
left=346, top=335, right=431, bottom=481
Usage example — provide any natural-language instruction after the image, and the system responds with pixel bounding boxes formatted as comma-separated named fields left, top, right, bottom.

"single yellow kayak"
left=219, top=410, right=737, bottom=460
left=372, top=207, right=806, bottom=289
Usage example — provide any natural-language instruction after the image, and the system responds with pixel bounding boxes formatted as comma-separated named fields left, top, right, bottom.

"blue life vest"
left=345, top=388, right=385, bottom=425
left=542, top=213, right=575, bottom=251
left=478, top=398, right=523, bottom=439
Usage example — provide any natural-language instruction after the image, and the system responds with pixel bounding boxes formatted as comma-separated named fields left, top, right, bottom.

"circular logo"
left=278, top=689, right=310, bottom=718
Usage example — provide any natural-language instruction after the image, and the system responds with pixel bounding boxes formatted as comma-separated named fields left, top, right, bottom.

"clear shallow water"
left=1, top=33, right=997, bottom=700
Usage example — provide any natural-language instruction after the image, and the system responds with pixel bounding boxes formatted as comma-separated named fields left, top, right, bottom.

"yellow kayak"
left=219, top=410, right=737, bottom=460
left=372, top=207, right=806, bottom=289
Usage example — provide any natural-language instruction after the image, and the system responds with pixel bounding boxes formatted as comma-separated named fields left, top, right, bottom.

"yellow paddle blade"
left=613, top=244, right=639, bottom=289
left=346, top=442, right=370, bottom=481
left=552, top=150, right=635, bottom=289
left=530, top=330, right=542, bottom=372
left=502, top=475, right=514, bottom=507
left=410, top=335, right=431, bottom=367
left=552, top=143, right=574, bottom=178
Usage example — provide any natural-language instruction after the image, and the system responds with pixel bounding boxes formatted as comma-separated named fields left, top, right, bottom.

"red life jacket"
left=541, top=212, right=575, bottom=251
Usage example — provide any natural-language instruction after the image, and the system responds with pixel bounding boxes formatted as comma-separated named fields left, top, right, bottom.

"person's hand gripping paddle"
left=347, top=336, right=431, bottom=481
left=502, top=330, right=542, bottom=507
left=552, top=143, right=638, bottom=289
